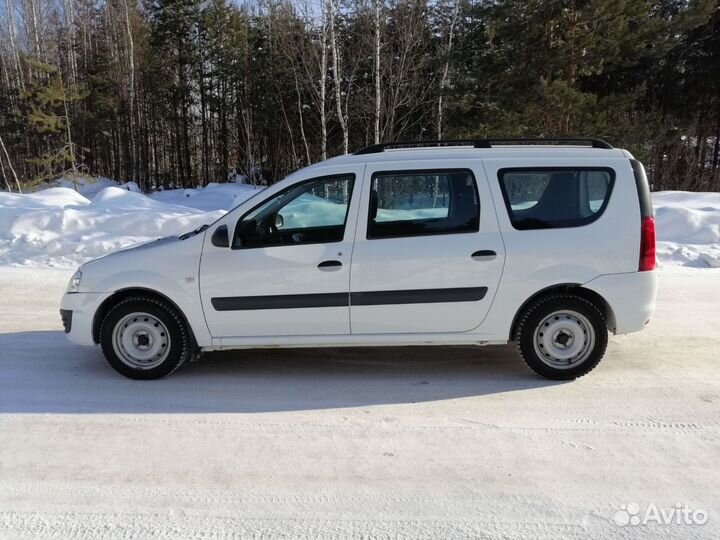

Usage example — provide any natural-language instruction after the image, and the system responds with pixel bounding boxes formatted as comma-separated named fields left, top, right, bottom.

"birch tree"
left=328, top=0, right=348, bottom=154
left=373, top=0, right=382, bottom=143
left=436, top=0, right=458, bottom=139
left=0, top=133, right=22, bottom=192
left=0, top=0, right=717, bottom=192
left=123, top=0, right=136, bottom=180
left=5, top=0, right=23, bottom=90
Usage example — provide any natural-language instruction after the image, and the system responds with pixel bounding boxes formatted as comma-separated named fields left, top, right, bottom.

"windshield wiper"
left=179, top=223, right=209, bottom=240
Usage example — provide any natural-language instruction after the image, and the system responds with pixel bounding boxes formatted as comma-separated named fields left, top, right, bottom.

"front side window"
left=499, top=168, right=614, bottom=230
left=368, top=170, right=480, bottom=239
left=234, top=174, right=354, bottom=248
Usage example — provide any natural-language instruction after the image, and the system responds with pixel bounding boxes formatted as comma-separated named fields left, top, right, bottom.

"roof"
left=295, top=145, right=633, bottom=177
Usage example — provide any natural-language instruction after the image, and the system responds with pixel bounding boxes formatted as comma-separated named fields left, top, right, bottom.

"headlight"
left=67, top=270, right=83, bottom=293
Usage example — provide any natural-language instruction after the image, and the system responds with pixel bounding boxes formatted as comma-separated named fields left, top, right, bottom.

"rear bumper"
left=60, top=292, right=110, bottom=346
left=583, top=271, right=659, bottom=334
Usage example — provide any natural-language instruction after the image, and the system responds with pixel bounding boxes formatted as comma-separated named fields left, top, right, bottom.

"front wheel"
left=515, top=295, right=608, bottom=380
left=100, top=296, right=191, bottom=380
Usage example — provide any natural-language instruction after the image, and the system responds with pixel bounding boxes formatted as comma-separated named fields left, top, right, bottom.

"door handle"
left=318, top=260, right=343, bottom=270
left=471, top=250, right=497, bottom=261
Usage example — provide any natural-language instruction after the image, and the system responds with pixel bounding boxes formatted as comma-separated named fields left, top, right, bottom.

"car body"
left=60, top=139, right=658, bottom=380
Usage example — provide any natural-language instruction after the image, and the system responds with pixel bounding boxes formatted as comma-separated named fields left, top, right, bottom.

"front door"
left=199, top=166, right=363, bottom=338
left=349, top=161, right=505, bottom=334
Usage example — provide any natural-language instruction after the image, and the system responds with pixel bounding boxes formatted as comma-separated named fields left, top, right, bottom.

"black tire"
left=514, top=294, right=608, bottom=380
left=99, top=296, right=191, bottom=380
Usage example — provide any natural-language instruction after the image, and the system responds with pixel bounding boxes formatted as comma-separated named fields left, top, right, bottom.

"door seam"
left=347, top=164, right=367, bottom=334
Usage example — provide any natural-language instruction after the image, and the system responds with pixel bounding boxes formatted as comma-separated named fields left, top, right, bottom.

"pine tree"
left=146, top=0, right=202, bottom=187
left=19, top=60, right=86, bottom=187
left=0, top=0, right=717, bottom=192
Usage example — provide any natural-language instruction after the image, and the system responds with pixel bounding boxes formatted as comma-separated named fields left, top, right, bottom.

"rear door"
left=349, top=160, right=505, bottom=334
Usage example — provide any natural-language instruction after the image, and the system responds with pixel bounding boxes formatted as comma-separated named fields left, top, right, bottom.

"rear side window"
left=368, top=169, right=479, bottom=239
left=498, top=167, right=614, bottom=230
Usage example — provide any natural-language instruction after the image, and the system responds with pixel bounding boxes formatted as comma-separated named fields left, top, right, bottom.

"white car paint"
left=61, top=144, right=658, bottom=356
left=348, top=159, right=505, bottom=334
left=199, top=163, right=366, bottom=338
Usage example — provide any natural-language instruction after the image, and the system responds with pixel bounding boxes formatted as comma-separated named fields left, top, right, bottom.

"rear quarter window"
left=498, top=167, right=615, bottom=230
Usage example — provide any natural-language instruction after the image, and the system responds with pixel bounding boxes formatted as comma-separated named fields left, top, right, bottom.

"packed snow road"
left=0, top=267, right=718, bottom=539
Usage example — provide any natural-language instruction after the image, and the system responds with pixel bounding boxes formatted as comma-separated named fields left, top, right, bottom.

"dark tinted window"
left=234, top=174, right=354, bottom=248
left=499, top=168, right=614, bottom=230
left=368, top=170, right=480, bottom=239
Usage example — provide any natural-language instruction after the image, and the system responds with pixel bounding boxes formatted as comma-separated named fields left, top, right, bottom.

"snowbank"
left=0, top=182, right=261, bottom=267
left=1, top=184, right=718, bottom=269
left=653, top=191, right=720, bottom=268
left=44, top=175, right=142, bottom=199
left=150, top=182, right=262, bottom=212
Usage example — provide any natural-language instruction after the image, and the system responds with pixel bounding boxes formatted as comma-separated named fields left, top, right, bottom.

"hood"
left=83, top=235, right=180, bottom=268
left=115, top=235, right=180, bottom=255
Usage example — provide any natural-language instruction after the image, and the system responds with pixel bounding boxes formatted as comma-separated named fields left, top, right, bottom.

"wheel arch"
left=92, top=287, right=198, bottom=351
left=509, top=284, right=616, bottom=341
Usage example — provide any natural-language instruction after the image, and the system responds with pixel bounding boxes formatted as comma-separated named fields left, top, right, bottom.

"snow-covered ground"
left=0, top=180, right=719, bottom=537
left=0, top=266, right=718, bottom=539
left=0, top=181, right=718, bottom=269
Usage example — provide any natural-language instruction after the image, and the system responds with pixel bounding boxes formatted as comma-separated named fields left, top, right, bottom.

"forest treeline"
left=0, top=0, right=718, bottom=192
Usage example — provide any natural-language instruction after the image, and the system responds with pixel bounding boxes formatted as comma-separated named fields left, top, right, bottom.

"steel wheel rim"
left=533, top=310, right=595, bottom=369
left=112, top=312, right=171, bottom=370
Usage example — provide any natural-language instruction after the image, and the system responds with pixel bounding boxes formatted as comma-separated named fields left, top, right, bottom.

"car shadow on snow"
left=0, top=330, right=564, bottom=414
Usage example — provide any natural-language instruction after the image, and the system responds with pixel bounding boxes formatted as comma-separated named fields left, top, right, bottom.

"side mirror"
left=211, top=225, right=229, bottom=248
left=275, top=213, right=284, bottom=228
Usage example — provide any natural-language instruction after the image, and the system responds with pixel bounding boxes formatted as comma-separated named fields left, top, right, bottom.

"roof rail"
left=353, top=137, right=613, bottom=155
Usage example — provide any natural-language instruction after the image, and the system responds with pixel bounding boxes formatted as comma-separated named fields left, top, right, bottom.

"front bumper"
left=60, top=292, right=110, bottom=346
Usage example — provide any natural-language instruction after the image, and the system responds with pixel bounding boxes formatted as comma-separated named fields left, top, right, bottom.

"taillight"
left=639, top=216, right=656, bottom=271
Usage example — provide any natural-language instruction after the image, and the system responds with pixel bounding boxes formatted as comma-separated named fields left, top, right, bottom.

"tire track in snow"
left=0, top=510, right=603, bottom=540
left=2, top=415, right=718, bottom=433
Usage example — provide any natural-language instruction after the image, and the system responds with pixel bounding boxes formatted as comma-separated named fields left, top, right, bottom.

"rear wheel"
left=100, top=296, right=190, bottom=380
left=515, top=295, right=608, bottom=380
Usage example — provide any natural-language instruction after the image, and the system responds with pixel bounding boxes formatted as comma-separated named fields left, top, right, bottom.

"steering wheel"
left=256, top=217, right=282, bottom=245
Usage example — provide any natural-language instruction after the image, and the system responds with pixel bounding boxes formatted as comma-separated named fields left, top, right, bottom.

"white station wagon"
left=60, top=138, right=658, bottom=380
